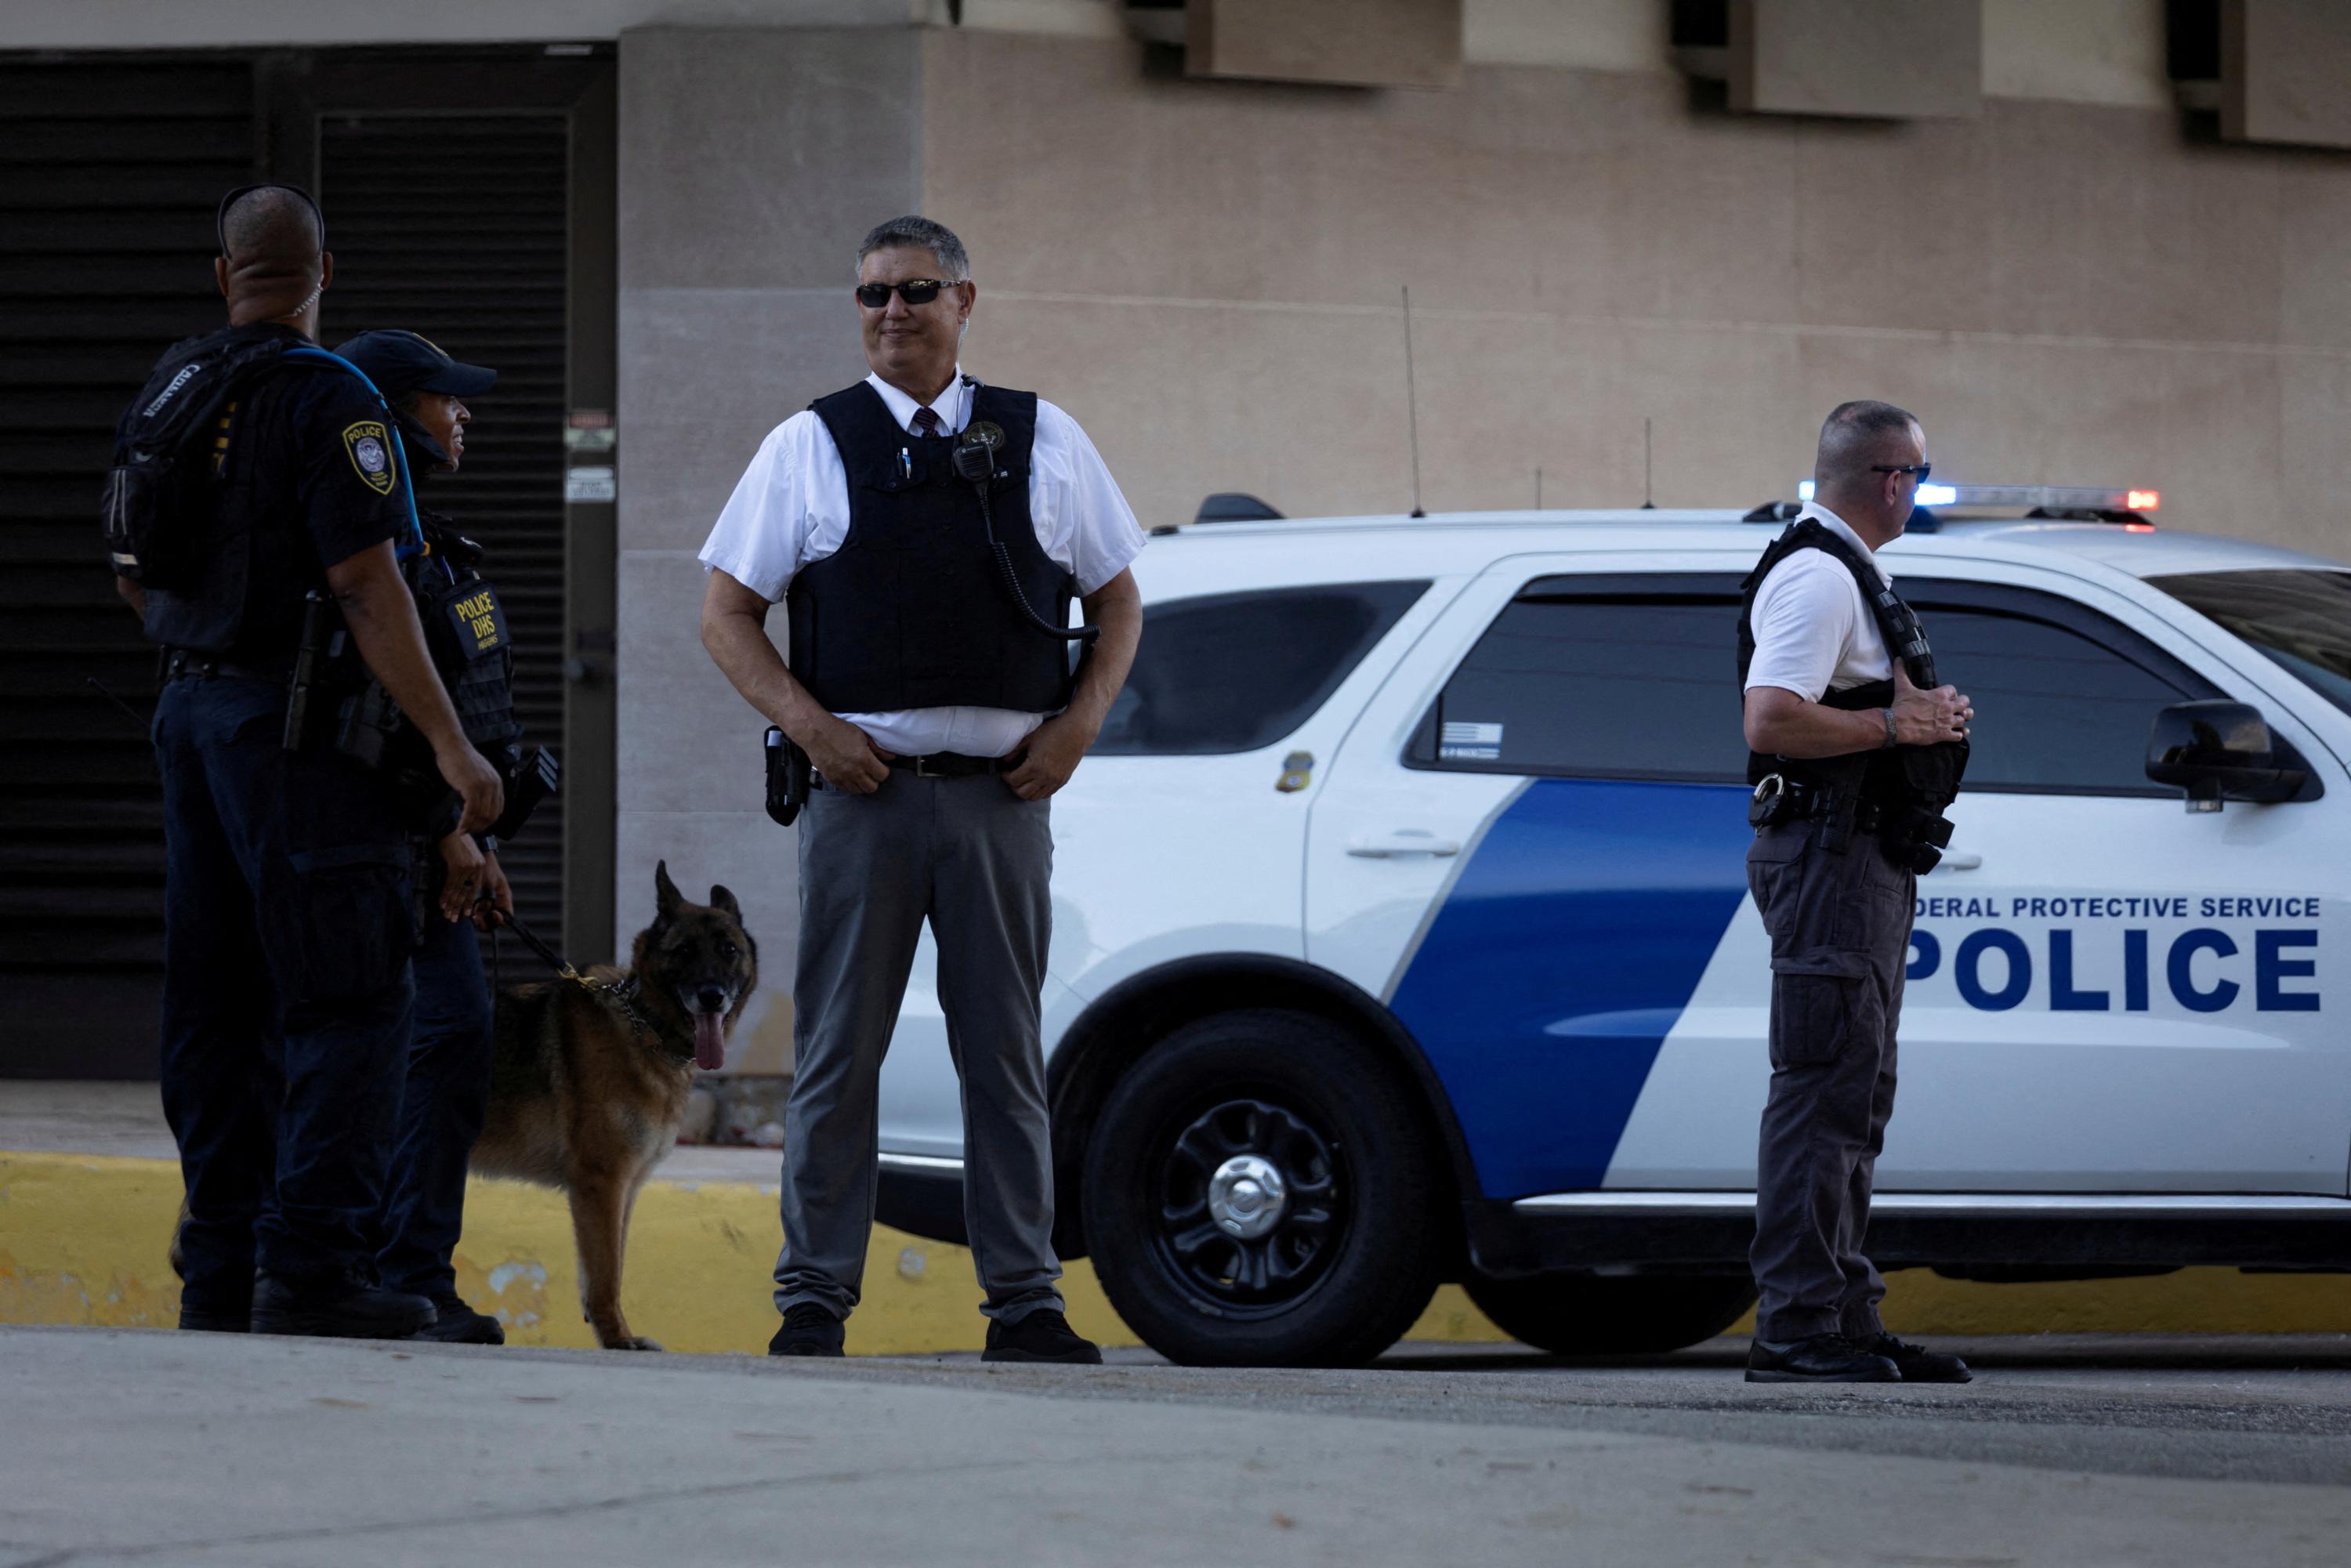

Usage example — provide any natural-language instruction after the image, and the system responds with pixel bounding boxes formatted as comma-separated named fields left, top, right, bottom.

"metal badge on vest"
left=787, top=379, right=1081, bottom=715
left=1736, top=518, right=1969, bottom=871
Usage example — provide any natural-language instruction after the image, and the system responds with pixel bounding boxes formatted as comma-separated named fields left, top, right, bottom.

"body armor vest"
left=787, top=381, right=1076, bottom=715
left=406, top=510, right=523, bottom=766
left=1737, top=518, right=1968, bottom=868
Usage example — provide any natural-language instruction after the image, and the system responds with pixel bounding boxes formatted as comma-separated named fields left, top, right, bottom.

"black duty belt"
left=161, top=648, right=295, bottom=684
left=815, top=751, right=1023, bottom=789
left=1751, top=774, right=1888, bottom=835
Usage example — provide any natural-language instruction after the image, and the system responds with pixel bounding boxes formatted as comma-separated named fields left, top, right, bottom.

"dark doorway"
left=0, top=46, right=616, bottom=1080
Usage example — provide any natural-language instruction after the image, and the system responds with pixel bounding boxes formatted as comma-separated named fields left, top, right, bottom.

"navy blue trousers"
left=378, top=902, right=493, bottom=1299
left=153, top=674, right=415, bottom=1314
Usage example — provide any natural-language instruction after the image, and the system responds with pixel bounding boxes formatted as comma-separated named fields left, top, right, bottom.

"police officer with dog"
left=335, top=328, right=550, bottom=1345
left=111, top=185, right=501, bottom=1338
left=700, top=215, right=1145, bottom=1362
left=1737, top=400, right=1975, bottom=1384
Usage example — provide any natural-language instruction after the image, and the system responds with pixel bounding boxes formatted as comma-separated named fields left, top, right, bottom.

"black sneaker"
left=412, top=1295, right=505, bottom=1345
left=768, top=1302, right=845, bottom=1357
left=1863, top=1332, right=1972, bottom=1384
left=250, top=1270, right=435, bottom=1340
left=982, top=1308, right=1102, bottom=1365
left=1745, top=1332, right=1902, bottom=1383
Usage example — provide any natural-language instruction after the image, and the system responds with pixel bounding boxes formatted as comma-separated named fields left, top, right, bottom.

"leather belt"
left=815, top=751, right=1023, bottom=789
left=161, top=648, right=295, bottom=684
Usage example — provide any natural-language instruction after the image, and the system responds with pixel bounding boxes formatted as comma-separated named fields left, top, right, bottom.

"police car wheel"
left=1463, top=1273, right=1758, bottom=1356
left=1082, top=1008, right=1443, bottom=1368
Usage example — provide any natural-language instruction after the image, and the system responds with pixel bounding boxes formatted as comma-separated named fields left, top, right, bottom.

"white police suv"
left=873, top=485, right=2351, bottom=1367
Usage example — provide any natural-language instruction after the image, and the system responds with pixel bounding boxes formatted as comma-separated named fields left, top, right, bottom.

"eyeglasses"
left=1873, top=463, right=1933, bottom=483
left=855, top=279, right=958, bottom=309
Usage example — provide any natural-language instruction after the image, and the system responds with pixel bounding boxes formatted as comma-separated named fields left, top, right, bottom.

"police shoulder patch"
left=342, top=420, right=395, bottom=495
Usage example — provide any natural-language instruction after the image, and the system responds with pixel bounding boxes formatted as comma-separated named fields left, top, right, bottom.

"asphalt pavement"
left=5, top=1326, right=2349, bottom=1566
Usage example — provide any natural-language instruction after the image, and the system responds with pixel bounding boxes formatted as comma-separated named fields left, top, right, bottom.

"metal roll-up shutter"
left=0, top=56, right=258, bottom=1078
left=318, top=112, right=572, bottom=951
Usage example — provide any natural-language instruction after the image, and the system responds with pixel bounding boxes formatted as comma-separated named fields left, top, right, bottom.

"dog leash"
left=491, top=905, right=662, bottom=1042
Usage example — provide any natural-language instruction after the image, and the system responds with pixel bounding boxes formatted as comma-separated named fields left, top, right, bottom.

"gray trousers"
left=1747, top=816, right=1914, bottom=1343
left=772, top=773, right=1065, bottom=1324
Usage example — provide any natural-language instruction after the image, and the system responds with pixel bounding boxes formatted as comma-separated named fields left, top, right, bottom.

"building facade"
left=6, top=0, right=2347, bottom=1076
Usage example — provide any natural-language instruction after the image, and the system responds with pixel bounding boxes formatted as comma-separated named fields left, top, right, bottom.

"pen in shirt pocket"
left=898, top=447, right=911, bottom=482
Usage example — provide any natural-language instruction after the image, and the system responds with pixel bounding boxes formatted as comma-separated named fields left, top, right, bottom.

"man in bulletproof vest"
left=1736, top=400, right=1975, bottom=1384
left=335, top=328, right=529, bottom=1345
left=115, top=185, right=502, bottom=1339
left=701, top=215, right=1145, bottom=1363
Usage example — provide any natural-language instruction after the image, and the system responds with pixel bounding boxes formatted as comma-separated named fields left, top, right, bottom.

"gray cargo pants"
left=1747, top=815, right=1914, bottom=1343
left=772, top=773, right=1065, bottom=1325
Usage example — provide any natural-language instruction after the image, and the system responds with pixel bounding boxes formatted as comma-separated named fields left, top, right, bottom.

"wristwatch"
left=1882, top=708, right=1899, bottom=748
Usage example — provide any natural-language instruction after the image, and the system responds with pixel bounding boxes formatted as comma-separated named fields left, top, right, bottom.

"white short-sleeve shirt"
left=699, top=368, right=1147, bottom=758
left=1741, top=500, right=1893, bottom=703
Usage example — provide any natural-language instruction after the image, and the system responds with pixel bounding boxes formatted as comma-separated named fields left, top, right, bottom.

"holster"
left=765, top=726, right=811, bottom=827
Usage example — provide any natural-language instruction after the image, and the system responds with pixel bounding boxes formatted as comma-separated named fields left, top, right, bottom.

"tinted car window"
left=2150, top=569, right=2351, bottom=719
left=1411, top=588, right=1747, bottom=782
left=1091, top=580, right=1430, bottom=756
left=1904, top=596, right=2200, bottom=795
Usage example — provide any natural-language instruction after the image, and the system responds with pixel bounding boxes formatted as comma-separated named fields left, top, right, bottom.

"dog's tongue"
left=693, top=1012, right=726, bottom=1072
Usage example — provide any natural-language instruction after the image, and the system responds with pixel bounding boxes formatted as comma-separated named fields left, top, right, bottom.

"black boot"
left=250, top=1270, right=435, bottom=1340
left=177, top=1303, right=252, bottom=1333
left=768, top=1302, right=845, bottom=1357
left=983, top=1309, right=1102, bottom=1365
left=412, top=1295, right=505, bottom=1345
left=1745, top=1333, right=1901, bottom=1383
left=1862, top=1333, right=1972, bottom=1384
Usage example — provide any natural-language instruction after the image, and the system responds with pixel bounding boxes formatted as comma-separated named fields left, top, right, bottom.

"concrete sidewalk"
left=5, top=1325, right=2349, bottom=1567
left=6, top=1080, right=2350, bottom=1353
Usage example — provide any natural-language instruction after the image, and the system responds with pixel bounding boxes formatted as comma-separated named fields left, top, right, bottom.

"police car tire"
left=1082, top=1008, right=1444, bottom=1369
left=1462, top=1273, right=1759, bottom=1357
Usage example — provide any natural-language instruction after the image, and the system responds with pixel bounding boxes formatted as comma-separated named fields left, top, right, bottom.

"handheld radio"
left=952, top=420, right=1098, bottom=650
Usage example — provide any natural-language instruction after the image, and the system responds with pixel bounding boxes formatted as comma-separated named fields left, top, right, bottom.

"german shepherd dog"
left=469, top=860, right=756, bottom=1349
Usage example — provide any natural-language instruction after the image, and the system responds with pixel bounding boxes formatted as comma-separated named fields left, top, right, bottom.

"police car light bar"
left=1794, top=480, right=2157, bottom=514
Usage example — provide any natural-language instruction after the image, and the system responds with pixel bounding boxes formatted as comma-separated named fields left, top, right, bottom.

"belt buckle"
left=911, top=754, right=943, bottom=778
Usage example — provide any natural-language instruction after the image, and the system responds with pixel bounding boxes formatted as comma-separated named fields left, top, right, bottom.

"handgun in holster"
left=765, top=726, right=811, bottom=827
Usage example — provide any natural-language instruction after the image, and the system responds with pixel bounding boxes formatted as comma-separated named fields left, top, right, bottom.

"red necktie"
left=912, top=408, right=941, bottom=437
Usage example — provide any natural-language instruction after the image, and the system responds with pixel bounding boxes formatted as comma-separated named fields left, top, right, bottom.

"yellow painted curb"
left=3, top=1152, right=2343, bottom=1351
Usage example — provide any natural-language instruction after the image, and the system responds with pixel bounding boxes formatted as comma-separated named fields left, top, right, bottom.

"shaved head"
left=1815, top=400, right=1922, bottom=488
left=220, top=186, right=321, bottom=266
left=214, top=185, right=330, bottom=331
left=1810, top=398, right=1928, bottom=546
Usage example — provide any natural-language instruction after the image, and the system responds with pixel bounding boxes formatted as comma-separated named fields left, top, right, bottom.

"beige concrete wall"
left=920, top=29, right=2351, bottom=563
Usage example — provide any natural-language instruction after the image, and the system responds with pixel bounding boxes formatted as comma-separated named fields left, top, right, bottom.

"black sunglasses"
left=1872, top=462, right=1933, bottom=483
left=854, top=278, right=958, bottom=309
left=216, top=182, right=326, bottom=259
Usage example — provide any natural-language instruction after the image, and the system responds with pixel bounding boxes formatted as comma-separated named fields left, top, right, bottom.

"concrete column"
left=614, top=24, right=922, bottom=1072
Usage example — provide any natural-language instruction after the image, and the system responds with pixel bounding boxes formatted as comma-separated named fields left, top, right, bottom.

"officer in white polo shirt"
left=700, top=216, right=1143, bottom=1363
left=1735, top=400, right=1975, bottom=1385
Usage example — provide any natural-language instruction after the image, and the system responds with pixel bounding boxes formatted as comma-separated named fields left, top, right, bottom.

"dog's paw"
left=606, top=1334, right=664, bottom=1353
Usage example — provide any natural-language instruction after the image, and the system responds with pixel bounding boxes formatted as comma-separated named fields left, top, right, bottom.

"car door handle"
left=1347, top=833, right=1462, bottom=859
left=1935, top=851, right=1983, bottom=871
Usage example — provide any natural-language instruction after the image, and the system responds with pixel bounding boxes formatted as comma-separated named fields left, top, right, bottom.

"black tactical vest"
left=787, top=381, right=1076, bottom=715
left=1737, top=518, right=1968, bottom=860
left=407, top=511, right=523, bottom=766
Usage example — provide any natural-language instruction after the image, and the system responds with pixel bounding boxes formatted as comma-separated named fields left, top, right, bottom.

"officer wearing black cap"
left=114, top=185, right=502, bottom=1338
left=335, top=328, right=526, bottom=1346
left=1737, top=400, right=1973, bottom=1385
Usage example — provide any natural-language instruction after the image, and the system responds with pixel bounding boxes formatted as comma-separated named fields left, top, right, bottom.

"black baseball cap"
left=333, top=330, right=498, bottom=399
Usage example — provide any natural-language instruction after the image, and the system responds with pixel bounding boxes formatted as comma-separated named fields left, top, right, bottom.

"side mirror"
left=2145, top=701, right=2306, bottom=812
